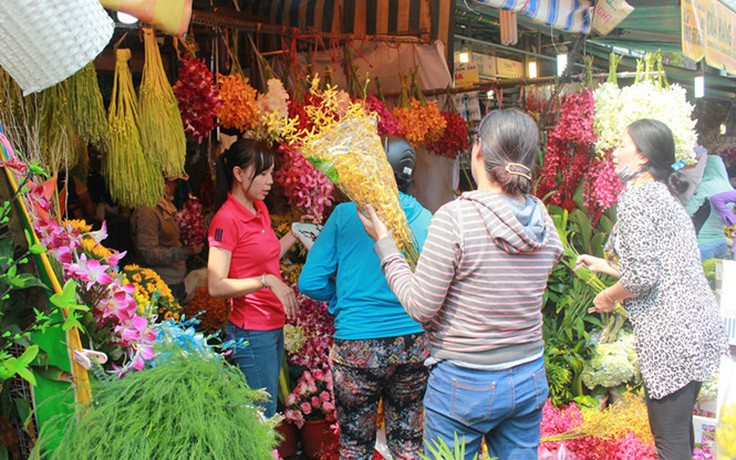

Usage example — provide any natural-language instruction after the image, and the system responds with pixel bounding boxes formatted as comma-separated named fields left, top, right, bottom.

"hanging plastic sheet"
left=470, top=0, right=594, bottom=34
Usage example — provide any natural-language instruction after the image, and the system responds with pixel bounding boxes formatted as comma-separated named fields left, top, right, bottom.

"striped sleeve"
left=374, top=206, right=460, bottom=325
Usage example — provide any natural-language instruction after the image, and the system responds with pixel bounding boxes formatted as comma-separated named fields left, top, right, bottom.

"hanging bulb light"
left=117, top=11, right=139, bottom=24
left=694, top=75, right=705, bottom=98
left=556, top=53, right=568, bottom=77
left=694, top=62, right=705, bottom=99
left=528, top=61, right=538, bottom=79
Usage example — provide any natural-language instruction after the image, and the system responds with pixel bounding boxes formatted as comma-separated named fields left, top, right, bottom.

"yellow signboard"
left=454, top=62, right=480, bottom=88
left=681, top=0, right=736, bottom=74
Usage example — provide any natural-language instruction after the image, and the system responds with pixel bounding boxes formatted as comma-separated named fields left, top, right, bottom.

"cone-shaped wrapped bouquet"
left=275, top=79, right=419, bottom=268
left=305, top=115, right=418, bottom=267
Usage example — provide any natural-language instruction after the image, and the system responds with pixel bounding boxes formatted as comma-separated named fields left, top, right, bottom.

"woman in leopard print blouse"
left=576, top=119, right=728, bottom=460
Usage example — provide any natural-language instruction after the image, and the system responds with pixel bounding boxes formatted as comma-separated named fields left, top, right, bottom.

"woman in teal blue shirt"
left=298, top=136, right=432, bottom=460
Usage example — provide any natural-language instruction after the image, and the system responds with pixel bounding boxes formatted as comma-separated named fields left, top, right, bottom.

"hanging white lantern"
left=0, top=0, right=114, bottom=95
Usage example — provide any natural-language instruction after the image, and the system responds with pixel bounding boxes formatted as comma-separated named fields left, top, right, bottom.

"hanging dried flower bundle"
left=67, top=62, right=109, bottom=154
left=38, top=79, right=85, bottom=173
left=363, top=94, right=404, bottom=136
left=254, top=78, right=291, bottom=143
left=537, top=88, right=597, bottom=211
left=391, top=75, right=446, bottom=148
left=105, top=48, right=163, bottom=208
left=139, top=27, right=186, bottom=177
left=426, top=111, right=470, bottom=160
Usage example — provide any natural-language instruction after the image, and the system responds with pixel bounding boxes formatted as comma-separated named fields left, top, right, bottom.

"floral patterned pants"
left=330, top=333, right=429, bottom=460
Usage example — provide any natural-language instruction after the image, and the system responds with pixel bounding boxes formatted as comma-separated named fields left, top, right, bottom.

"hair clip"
left=671, top=159, right=686, bottom=172
left=504, top=162, right=532, bottom=180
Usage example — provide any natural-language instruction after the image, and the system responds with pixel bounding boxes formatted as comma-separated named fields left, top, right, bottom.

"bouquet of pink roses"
left=175, top=198, right=206, bottom=248
left=283, top=367, right=337, bottom=429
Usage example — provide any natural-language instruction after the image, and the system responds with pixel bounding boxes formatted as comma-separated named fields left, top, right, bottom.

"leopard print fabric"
left=606, top=179, right=728, bottom=399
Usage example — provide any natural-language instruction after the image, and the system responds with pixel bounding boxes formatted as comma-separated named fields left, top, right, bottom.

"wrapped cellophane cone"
left=273, top=78, right=419, bottom=268
left=305, top=115, right=419, bottom=268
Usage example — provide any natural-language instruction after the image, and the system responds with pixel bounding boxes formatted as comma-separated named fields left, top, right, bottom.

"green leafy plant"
left=32, top=349, right=279, bottom=460
left=420, top=434, right=477, bottom=460
left=542, top=205, right=615, bottom=406
left=0, top=156, right=91, bottom=458
left=0, top=196, right=50, bottom=386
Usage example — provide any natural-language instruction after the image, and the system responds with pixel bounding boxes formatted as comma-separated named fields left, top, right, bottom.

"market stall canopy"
left=468, top=0, right=593, bottom=34
left=456, top=0, right=735, bottom=100
left=236, top=0, right=454, bottom=45
left=589, top=0, right=682, bottom=52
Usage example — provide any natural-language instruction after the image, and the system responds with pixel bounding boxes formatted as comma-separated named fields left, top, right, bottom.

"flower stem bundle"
left=139, top=27, right=186, bottom=177
left=106, top=48, right=163, bottom=208
left=552, top=208, right=627, bottom=343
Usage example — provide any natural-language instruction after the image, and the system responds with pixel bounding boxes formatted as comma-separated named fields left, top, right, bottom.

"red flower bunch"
left=274, top=143, right=334, bottom=220
left=537, top=89, right=597, bottom=211
left=583, top=153, right=623, bottom=226
left=426, top=111, right=470, bottom=160
left=363, top=94, right=404, bottom=136
left=284, top=367, right=338, bottom=428
left=175, top=198, right=206, bottom=248
left=173, top=55, right=222, bottom=143
left=286, top=288, right=334, bottom=369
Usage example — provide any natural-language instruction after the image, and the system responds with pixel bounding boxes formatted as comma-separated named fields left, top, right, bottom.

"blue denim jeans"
left=423, top=356, right=548, bottom=460
left=225, top=323, right=284, bottom=418
left=699, top=239, right=728, bottom=260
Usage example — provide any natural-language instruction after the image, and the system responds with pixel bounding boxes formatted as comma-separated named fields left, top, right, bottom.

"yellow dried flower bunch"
left=542, top=392, right=653, bottom=445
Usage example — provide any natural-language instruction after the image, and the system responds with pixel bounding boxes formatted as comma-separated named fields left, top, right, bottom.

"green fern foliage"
left=32, top=352, right=278, bottom=460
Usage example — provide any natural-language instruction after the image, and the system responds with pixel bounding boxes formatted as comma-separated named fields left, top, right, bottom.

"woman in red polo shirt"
left=207, top=139, right=299, bottom=418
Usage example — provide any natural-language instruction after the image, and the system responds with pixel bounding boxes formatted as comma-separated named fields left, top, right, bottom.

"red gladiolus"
left=583, top=152, right=623, bottom=225
left=537, top=89, right=597, bottom=212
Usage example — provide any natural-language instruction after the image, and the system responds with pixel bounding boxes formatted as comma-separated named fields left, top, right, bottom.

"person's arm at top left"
left=710, top=190, right=736, bottom=226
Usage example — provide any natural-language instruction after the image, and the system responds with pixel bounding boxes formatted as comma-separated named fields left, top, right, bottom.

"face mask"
left=616, top=164, right=640, bottom=183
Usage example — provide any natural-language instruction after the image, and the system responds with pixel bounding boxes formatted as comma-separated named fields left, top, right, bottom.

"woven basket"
left=0, top=0, right=114, bottom=95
